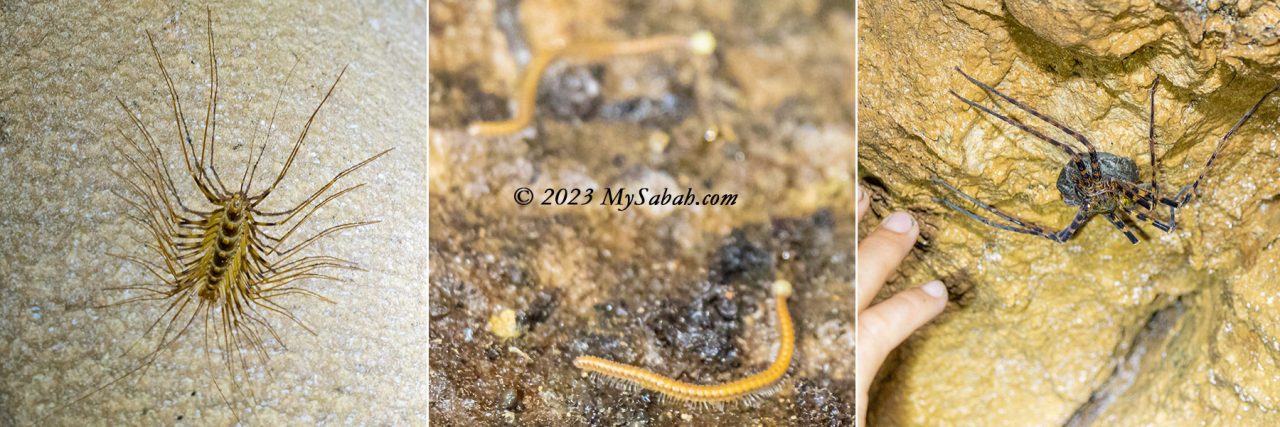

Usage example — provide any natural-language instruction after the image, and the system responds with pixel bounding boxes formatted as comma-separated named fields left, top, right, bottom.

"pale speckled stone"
left=0, top=2, right=427, bottom=425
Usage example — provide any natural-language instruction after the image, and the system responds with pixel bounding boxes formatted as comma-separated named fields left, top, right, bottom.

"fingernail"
left=881, top=211, right=915, bottom=233
left=921, top=281, right=947, bottom=298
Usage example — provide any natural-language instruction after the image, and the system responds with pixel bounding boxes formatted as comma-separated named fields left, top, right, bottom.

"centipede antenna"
left=202, top=7, right=230, bottom=196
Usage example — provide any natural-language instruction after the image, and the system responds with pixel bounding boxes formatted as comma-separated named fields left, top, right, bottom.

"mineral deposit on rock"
left=860, top=0, right=1280, bottom=425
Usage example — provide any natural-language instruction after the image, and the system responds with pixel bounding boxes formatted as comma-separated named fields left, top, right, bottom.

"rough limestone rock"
left=860, top=0, right=1280, bottom=425
left=1, top=2, right=427, bottom=424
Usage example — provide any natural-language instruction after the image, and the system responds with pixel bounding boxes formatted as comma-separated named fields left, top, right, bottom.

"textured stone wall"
left=0, top=2, right=427, bottom=424
left=860, top=0, right=1280, bottom=425
left=430, top=0, right=854, bottom=424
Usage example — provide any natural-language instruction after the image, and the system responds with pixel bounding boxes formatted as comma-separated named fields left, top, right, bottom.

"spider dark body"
left=933, top=67, right=1278, bottom=244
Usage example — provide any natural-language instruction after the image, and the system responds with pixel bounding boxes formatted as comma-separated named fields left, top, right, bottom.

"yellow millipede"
left=574, top=279, right=795, bottom=404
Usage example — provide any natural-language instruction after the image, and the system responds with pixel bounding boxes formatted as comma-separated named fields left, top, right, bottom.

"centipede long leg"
left=200, top=9, right=231, bottom=196
left=145, top=31, right=223, bottom=203
left=117, top=101, right=204, bottom=216
left=255, top=148, right=392, bottom=223
left=252, top=65, right=350, bottom=203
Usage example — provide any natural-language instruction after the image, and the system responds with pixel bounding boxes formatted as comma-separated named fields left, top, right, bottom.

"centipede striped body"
left=574, top=279, right=795, bottom=404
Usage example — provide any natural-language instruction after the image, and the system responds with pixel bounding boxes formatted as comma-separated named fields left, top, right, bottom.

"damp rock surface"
left=429, top=0, right=854, bottom=425
left=0, top=2, right=427, bottom=425
left=860, top=0, right=1280, bottom=425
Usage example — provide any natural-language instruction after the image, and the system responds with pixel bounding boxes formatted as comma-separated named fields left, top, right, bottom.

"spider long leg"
left=1127, top=83, right=1274, bottom=232
left=932, top=177, right=1088, bottom=242
left=1120, top=205, right=1173, bottom=232
left=1170, top=84, right=1279, bottom=207
left=1110, top=180, right=1177, bottom=232
left=1102, top=212, right=1139, bottom=244
left=948, top=89, right=1088, bottom=174
left=933, top=177, right=1049, bottom=229
left=954, top=68, right=1102, bottom=178
left=1148, top=77, right=1161, bottom=200
left=935, top=196, right=1048, bottom=237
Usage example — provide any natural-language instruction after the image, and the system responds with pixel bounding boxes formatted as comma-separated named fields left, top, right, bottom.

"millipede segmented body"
left=574, top=279, right=795, bottom=404
left=468, top=31, right=716, bottom=137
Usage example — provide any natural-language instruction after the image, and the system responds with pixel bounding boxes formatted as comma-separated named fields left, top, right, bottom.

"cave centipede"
left=40, top=8, right=391, bottom=421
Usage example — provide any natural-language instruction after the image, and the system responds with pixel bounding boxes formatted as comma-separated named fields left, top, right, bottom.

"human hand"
left=855, top=186, right=948, bottom=427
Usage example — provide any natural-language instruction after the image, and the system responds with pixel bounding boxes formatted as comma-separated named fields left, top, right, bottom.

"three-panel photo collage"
left=3, top=1, right=1279, bottom=426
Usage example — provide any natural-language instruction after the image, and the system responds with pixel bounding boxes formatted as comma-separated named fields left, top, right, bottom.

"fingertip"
left=856, top=211, right=921, bottom=307
left=880, top=211, right=917, bottom=234
left=903, top=281, right=947, bottom=319
left=921, top=280, right=947, bottom=299
left=858, top=281, right=949, bottom=354
left=918, top=281, right=949, bottom=319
